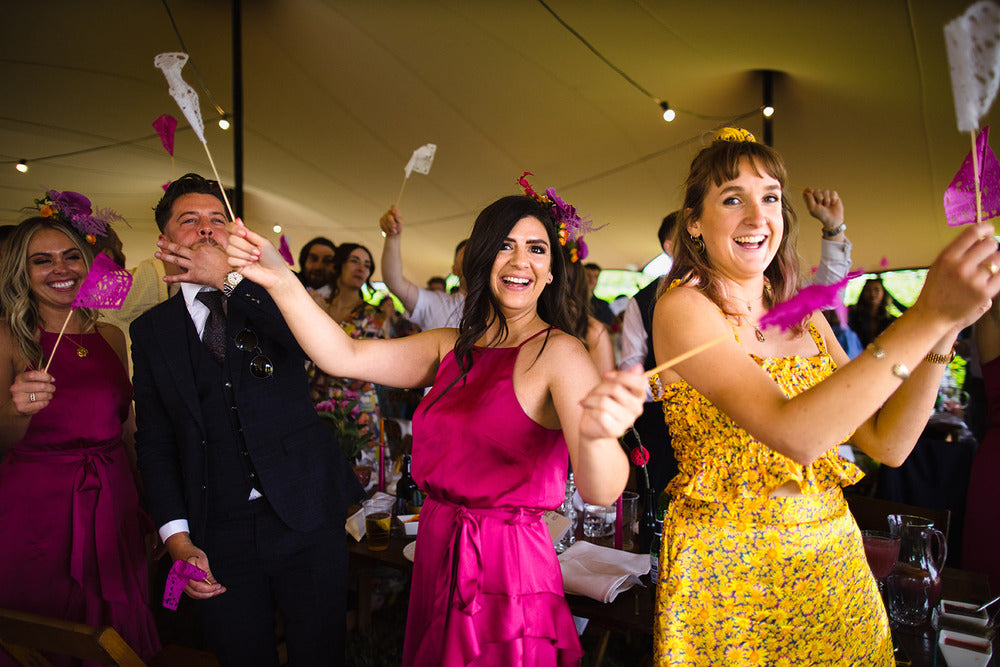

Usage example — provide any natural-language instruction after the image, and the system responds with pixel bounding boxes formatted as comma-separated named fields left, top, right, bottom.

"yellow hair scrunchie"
left=714, top=127, right=756, bottom=143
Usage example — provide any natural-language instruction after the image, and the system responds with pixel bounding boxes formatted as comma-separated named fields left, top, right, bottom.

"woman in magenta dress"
left=0, top=215, right=160, bottom=661
left=226, top=194, right=646, bottom=666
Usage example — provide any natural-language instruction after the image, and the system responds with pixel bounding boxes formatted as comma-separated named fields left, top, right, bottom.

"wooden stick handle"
left=42, top=308, right=75, bottom=374
left=395, top=176, right=409, bottom=208
left=972, top=131, right=983, bottom=225
left=643, top=335, right=729, bottom=379
left=202, top=141, right=238, bottom=223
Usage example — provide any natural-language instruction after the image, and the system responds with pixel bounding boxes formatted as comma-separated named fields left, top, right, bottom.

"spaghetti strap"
left=516, top=326, right=555, bottom=349
left=807, top=322, right=827, bottom=356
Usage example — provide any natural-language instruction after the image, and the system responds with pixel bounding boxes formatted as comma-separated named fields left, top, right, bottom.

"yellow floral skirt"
left=653, top=487, right=893, bottom=666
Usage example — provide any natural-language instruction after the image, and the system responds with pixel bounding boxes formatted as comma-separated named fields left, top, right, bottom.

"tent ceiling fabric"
left=1, top=0, right=996, bottom=284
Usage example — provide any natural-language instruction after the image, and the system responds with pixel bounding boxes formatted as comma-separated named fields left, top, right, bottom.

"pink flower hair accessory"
left=517, top=171, right=605, bottom=263
left=33, top=189, right=126, bottom=244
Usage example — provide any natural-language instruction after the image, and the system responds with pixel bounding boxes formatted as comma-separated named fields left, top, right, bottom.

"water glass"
left=583, top=503, right=615, bottom=538
left=620, top=491, right=639, bottom=550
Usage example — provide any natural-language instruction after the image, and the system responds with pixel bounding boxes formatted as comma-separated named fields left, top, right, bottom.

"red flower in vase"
left=629, top=445, right=650, bottom=467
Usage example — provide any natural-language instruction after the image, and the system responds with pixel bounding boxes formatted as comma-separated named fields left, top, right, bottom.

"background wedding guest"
left=563, top=234, right=614, bottom=373
left=380, top=206, right=467, bottom=329
left=962, top=298, right=1000, bottom=591
left=226, top=193, right=645, bottom=666
left=849, top=276, right=901, bottom=348
left=584, top=262, right=614, bottom=327
left=0, top=212, right=160, bottom=660
left=306, top=242, right=386, bottom=462
left=649, top=128, right=997, bottom=664
left=425, top=276, right=447, bottom=292
left=297, top=236, right=336, bottom=299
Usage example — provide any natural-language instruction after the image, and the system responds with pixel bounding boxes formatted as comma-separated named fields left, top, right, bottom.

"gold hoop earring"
left=689, top=234, right=705, bottom=254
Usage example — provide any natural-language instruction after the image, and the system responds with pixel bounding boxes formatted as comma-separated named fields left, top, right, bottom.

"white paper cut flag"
left=404, top=144, right=437, bottom=178
left=154, top=52, right=206, bottom=144
left=945, top=1, right=1000, bottom=132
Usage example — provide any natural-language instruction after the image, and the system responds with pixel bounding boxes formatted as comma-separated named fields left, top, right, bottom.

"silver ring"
left=29, top=392, right=35, bottom=402
left=990, top=262, right=999, bottom=276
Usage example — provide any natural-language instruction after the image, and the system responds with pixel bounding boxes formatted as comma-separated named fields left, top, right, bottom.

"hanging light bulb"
left=272, top=224, right=282, bottom=233
left=762, top=106, right=775, bottom=118
left=659, top=101, right=676, bottom=122
left=218, top=116, right=231, bottom=130
left=15, top=159, right=28, bottom=173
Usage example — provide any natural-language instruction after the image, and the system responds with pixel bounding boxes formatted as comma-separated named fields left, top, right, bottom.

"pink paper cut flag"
left=945, top=126, right=1000, bottom=225
left=72, top=252, right=133, bottom=310
left=880, top=256, right=890, bottom=268
left=162, top=559, right=208, bottom=610
left=152, top=114, right=178, bottom=156
left=278, top=234, right=294, bottom=265
left=759, top=272, right=863, bottom=334
left=162, top=181, right=172, bottom=192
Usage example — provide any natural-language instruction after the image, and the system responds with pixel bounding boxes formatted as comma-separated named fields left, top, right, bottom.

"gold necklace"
left=727, top=312, right=766, bottom=343
left=63, top=333, right=89, bottom=358
left=729, top=293, right=766, bottom=342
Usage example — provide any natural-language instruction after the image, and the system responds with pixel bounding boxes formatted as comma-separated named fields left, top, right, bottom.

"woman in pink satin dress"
left=227, top=194, right=646, bottom=666
left=0, top=216, right=160, bottom=662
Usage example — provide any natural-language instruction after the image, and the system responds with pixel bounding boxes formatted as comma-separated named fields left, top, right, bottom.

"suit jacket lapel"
left=155, top=293, right=205, bottom=431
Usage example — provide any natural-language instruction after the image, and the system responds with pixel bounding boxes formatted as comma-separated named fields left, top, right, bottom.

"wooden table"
left=348, top=530, right=995, bottom=665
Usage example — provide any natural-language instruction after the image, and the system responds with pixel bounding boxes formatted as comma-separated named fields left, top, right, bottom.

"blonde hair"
left=0, top=217, right=98, bottom=368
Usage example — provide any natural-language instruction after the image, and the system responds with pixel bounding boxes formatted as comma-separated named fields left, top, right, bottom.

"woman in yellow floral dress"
left=649, top=128, right=1000, bottom=665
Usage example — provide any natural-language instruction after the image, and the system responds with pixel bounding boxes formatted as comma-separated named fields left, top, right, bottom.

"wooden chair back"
left=844, top=492, right=951, bottom=539
left=0, top=607, right=144, bottom=666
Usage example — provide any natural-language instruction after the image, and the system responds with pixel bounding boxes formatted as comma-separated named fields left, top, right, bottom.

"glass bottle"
left=555, top=472, right=577, bottom=554
left=395, top=454, right=419, bottom=515
left=638, top=482, right=659, bottom=554
left=649, top=517, right=663, bottom=581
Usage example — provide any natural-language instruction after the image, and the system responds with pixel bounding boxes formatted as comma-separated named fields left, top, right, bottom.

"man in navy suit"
left=131, top=174, right=364, bottom=666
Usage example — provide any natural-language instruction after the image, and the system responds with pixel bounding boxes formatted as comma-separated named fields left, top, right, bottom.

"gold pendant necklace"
left=64, top=333, right=89, bottom=358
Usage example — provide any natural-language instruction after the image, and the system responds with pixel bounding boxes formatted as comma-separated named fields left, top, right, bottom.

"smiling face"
left=489, top=215, right=553, bottom=316
left=27, top=227, right=88, bottom=311
left=687, top=157, right=784, bottom=283
left=161, top=193, right=229, bottom=250
left=338, top=247, right=374, bottom=291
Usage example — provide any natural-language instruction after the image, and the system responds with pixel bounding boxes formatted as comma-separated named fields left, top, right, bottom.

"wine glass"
left=861, top=529, right=901, bottom=596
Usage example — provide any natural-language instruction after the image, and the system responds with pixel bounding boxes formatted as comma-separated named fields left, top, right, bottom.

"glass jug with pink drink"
left=885, top=514, right=948, bottom=627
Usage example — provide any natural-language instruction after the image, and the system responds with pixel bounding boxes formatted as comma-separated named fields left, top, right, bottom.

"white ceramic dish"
left=938, top=629, right=992, bottom=666
left=399, top=514, right=419, bottom=536
left=402, top=540, right=416, bottom=562
left=940, top=600, right=990, bottom=628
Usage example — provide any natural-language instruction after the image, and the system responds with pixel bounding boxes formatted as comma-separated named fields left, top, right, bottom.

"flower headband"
left=714, top=127, right=756, bottom=143
left=517, top=171, right=604, bottom=263
left=33, top=190, right=125, bottom=245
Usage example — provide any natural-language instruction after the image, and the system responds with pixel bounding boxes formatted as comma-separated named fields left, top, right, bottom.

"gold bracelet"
left=924, top=349, right=956, bottom=364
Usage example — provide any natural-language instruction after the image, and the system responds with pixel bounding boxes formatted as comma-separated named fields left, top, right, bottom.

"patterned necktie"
left=196, top=290, right=227, bottom=363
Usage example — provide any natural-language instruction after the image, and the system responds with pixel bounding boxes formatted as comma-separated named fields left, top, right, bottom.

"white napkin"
left=345, top=491, right=396, bottom=542
left=558, top=541, right=649, bottom=603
